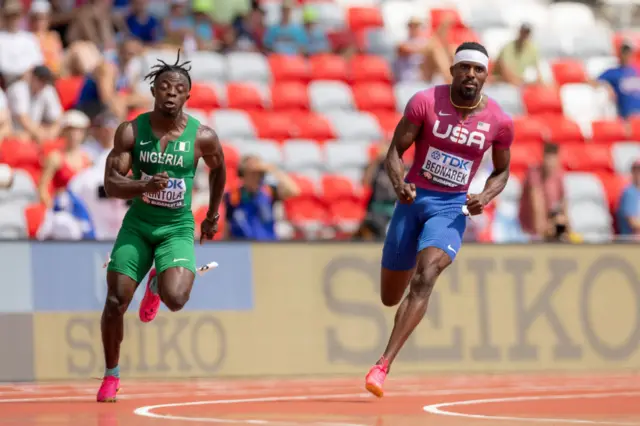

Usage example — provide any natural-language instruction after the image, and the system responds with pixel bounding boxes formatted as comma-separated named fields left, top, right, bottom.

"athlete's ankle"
left=105, top=365, right=120, bottom=378
left=375, top=357, right=390, bottom=372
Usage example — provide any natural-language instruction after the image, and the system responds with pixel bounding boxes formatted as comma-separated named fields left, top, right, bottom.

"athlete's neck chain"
left=449, top=87, right=483, bottom=110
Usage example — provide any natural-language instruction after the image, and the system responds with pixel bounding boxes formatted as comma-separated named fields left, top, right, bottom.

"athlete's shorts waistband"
left=414, top=187, right=467, bottom=200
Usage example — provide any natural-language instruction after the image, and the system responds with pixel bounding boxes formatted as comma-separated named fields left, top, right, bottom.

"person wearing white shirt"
left=0, top=0, right=44, bottom=82
left=7, top=65, right=63, bottom=142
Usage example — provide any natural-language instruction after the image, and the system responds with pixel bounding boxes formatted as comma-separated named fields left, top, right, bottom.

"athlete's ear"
left=186, top=92, right=191, bottom=101
left=150, top=86, right=155, bottom=98
left=449, top=66, right=454, bottom=77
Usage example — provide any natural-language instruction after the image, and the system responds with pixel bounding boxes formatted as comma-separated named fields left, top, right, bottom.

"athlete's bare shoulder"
left=113, top=120, right=136, bottom=153
left=196, top=124, right=224, bottom=168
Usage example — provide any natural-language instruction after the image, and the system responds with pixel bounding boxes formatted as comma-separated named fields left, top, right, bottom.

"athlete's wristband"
left=206, top=212, right=220, bottom=222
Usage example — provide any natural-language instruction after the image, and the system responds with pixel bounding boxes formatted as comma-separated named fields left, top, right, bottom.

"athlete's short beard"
left=458, top=85, right=477, bottom=101
left=157, top=104, right=181, bottom=118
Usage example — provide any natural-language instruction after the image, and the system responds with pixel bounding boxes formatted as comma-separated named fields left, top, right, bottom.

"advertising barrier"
left=2, top=242, right=640, bottom=381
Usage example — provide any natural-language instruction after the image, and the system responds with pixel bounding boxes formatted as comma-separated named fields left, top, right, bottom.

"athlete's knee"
left=409, top=257, right=446, bottom=299
left=163, top=287, right=190, bottom=312
left=104, top=287, right=133, bottom=317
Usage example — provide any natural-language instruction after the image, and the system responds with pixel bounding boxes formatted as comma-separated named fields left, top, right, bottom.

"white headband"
left=453, top=49, right=489, bottom=69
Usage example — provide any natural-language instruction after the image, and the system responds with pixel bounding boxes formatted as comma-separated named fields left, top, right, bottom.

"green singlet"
left=107, top=112, right=200, bottom=283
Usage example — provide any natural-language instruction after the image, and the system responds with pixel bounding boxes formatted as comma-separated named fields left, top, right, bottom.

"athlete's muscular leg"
left=380, top=247, right=451, bottom=366
left=102, top=271, right=139, bottom=369
left=380, top=268, right=414, bottom=307
left=157, top=267, right=195, bottom=312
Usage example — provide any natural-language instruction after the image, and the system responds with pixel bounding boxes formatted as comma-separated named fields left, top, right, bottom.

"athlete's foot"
left=365, top=358, right=389, bottom=398
left=139, top=268, right=160, bottom=323
left=96, top=376, right=120, bottom=402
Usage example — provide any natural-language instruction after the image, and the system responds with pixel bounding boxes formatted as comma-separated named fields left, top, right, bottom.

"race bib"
left=140, top=172, right=186, bottom=208
left=421, top=146, right=474, bottom=188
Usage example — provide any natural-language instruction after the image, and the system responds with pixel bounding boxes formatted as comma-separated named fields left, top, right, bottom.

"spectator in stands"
left=0, top=88, right=11, bottom=141
left=230, top=5, right=266, bottom=53
left=302, top=8, right=330, bottom=56
left=597, top=41, right=640, bottom=119
left=193, top=6, right=219, bottom=52
left=29, top=0, right=64, bottom=76
left=65, top=0, right=123, bottom=51
left=518, top=142, right=567, bottom=240
left=421, top=13, right=455, bottom=84
left=354, top=141, right=399, bottom=241
left=81, top=111, right=118, bottom=162
left=394, top=17, right=428, bottom=83
left=492, top=23, right=543, bottom=86
left=263, top=0, right=307, bottom=56
left=38, top=110, right=92, bottom=208
left=616, top=160, right=640, bottom=237
left=163, top=0, right=198, bottom=52
left=208, top=0, right=251, bottom=26
left=125, top=0, right=162, bottom=45
left=73, top=38, right=148, bottom=120
left=7, top=65, right=63, bottom=143
left=224, top=155, right=300, bottom=240
left=0, top=0, right=44, bottom=86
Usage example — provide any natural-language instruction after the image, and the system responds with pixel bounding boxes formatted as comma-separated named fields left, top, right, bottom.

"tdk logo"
left=166, top=179, right=185, bottom=190
left=431, top=150, right=470, bottom=170
left=432, top=119, right=485, bottom=149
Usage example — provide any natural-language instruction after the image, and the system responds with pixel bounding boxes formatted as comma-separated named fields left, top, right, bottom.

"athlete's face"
left=450, top=61, right=487, bottom=101
left=151, top=71, right=190, bottom=117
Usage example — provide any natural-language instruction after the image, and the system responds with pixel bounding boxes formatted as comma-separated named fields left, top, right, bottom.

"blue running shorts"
left=382, top=188, right=467, bottom=271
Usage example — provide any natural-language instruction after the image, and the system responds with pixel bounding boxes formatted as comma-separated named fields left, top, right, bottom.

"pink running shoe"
left=96, top=376, right=120, bottom=402
left=139, top=268, right=160, bottom=323
left=365, top=358, right=389, bottom=398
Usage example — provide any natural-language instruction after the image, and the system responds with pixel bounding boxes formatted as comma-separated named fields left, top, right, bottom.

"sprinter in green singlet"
left=96, top=52, right=226, bottom=402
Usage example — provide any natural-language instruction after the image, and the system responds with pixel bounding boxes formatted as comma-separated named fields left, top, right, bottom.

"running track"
left=2, top=374, right=640, bottom=425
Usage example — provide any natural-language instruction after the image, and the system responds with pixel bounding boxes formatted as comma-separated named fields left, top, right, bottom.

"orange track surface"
left=2, top=375, right=640, bottom=425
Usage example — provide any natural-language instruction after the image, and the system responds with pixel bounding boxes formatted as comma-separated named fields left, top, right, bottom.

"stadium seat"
left=211, top=110, right=257, bottom=140
left=221, top=144, right=240, bottom=170
left=55, top=76, right=84, bottom=111
left=0, top=139, right=41, bottom=169
left=271, top=82, right=310, bottom=111
left=483, top=83, right=524, bottom=116
left=500, top=175, right=523, bottom=204
left=564, top=172, right=608, bottom=204
left=611, top=142, right=640, bottom=174
left=585, top=56, right=618, bottom=80
left=287, top=111, right=336, bottom=141
left=249, top=112, right=296, bottom=140
left=321, top=174, right=361, bottom=202
left=0, top=201, right=28, bottom=239
left=567, top=201, right=612, bottom=242
left=571, top=28, right=615, bottom=59
left=362, top=28, right=396, bottom=60
left=591, top=119, right=628, bottom=144
left=561, top=144, right=614, bottom=172
left=350, top=55, right=393, bottom=83
left=380, top=1, right=421, bottom=43
left=560, top=83, right=614, bottom=134
left=512, top=116, right=547, bottom=143
left=187, top=83, right=220, bottom=111
left=523, top=85, right=563, bottom=116
left=394, top=81, right=431, bottom=112
left=352, top=82, right=395, bottom=112
left=429, top=7, right=465, bottom=32
left=534, top=28, right=572, bottom=58
left=481, top=28, right=515, bottom=59
left=324, top=111, right=383, bottom=141
left=188, top=51, right=226, bottom=83
left=346, top=6, right=384, bottom=32
left=237, top=140, right=283, bottom=166
left=284, top=197, right=330, bottom=239
left=24, top=202, right=46, bottom=239
left=545, top=115, right=585, bottom=143
left=226, top=52, right=271, bottom=83
left=329, top=199, right=365, bottom=234
left=598, top=171, right=629, bottom=211
left=304, top=2, right=346, bottom=30
left=309, top=54, right=349, bottom=81
left=627, top=117, right=640, bottom=140
left=0, top=168, right=37, bottom=204
left=510, top=143, right=543, bottom=175
left=372, top=111, right=401, bottom=138
left=308, top=80, right=355, bottom=112
left=548, top=1, right=596, bottom=30
left=268, top=55, right=310, bottom=83
left=289, top=173, right=319, bottom=196
left=282, top=140, right=324, bottom=172
left=324, top=142, right=369, bottom=172
left=551, top=60, right=588, bottom=85
left=226, top=83, right=266, bottom=111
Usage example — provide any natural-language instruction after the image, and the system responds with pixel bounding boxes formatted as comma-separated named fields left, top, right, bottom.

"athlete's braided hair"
left=144, top=49, right=192, bottom=89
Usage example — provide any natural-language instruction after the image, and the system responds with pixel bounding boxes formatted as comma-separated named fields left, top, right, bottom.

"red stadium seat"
left=597, top=172, right=630, bottom=211
left=41, top=138, right=66, bottom=157
left=522, top=85, right=563, bottom=116
left=429, top=8, right=465, bottom=31
left=321, top=175, right=360, bottom=202
left=352, top=82, right=395, bottom=112
left=329, top=199, right=366, bottom=230
left=627, top=116, right=640, bottom=140
left=551, top=60, right=588, bottom=85
left=513, top=116, right=547, bottom=143
left=290, top=174, right=318, bottom=196
left=544, top=115, right=584, bottom=143
left=290, top=112, right=336, bottom=141
left=221, top=143, right=240, bottom=170
left=250, top=112, right=296, bottom=140
left=284, top=197, right=329, bottom=225
left=127, top=108, right=147, bottom=121
left=591, top=119, right=628, bottom=144
left=227, top=83, right=265, bottom=111
left=24, top=203, right=46, bottom=239
left=372, top=111, right=401, bottom=138
left=55, top=76, right=83, bottom=110
left=271, top=82, right=310, bottom=111
left=561, top=144, right=613, bottom=172
left=268, top=54, right=310, bottom=83
left=309, top=54, right=349, bottom=81
left=350, top=55, right=393, bottom=83
left=448, top=27, right=480, bottom=46
left=346, top=6, right=383, bottom=32
left=186, top=83, right=220, bottom=111
left=0, top=139, right=41, bottom=168
left=510, top=143, right=543, bottom=175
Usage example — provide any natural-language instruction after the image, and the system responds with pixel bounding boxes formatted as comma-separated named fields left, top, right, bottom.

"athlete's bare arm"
left=197, top=125, right=226, bottom=217
left=104, top=121, right=167, bottom=199
left=385, top=117, right=420, bottom=189
left=480, top=145, right=511, bottom=203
